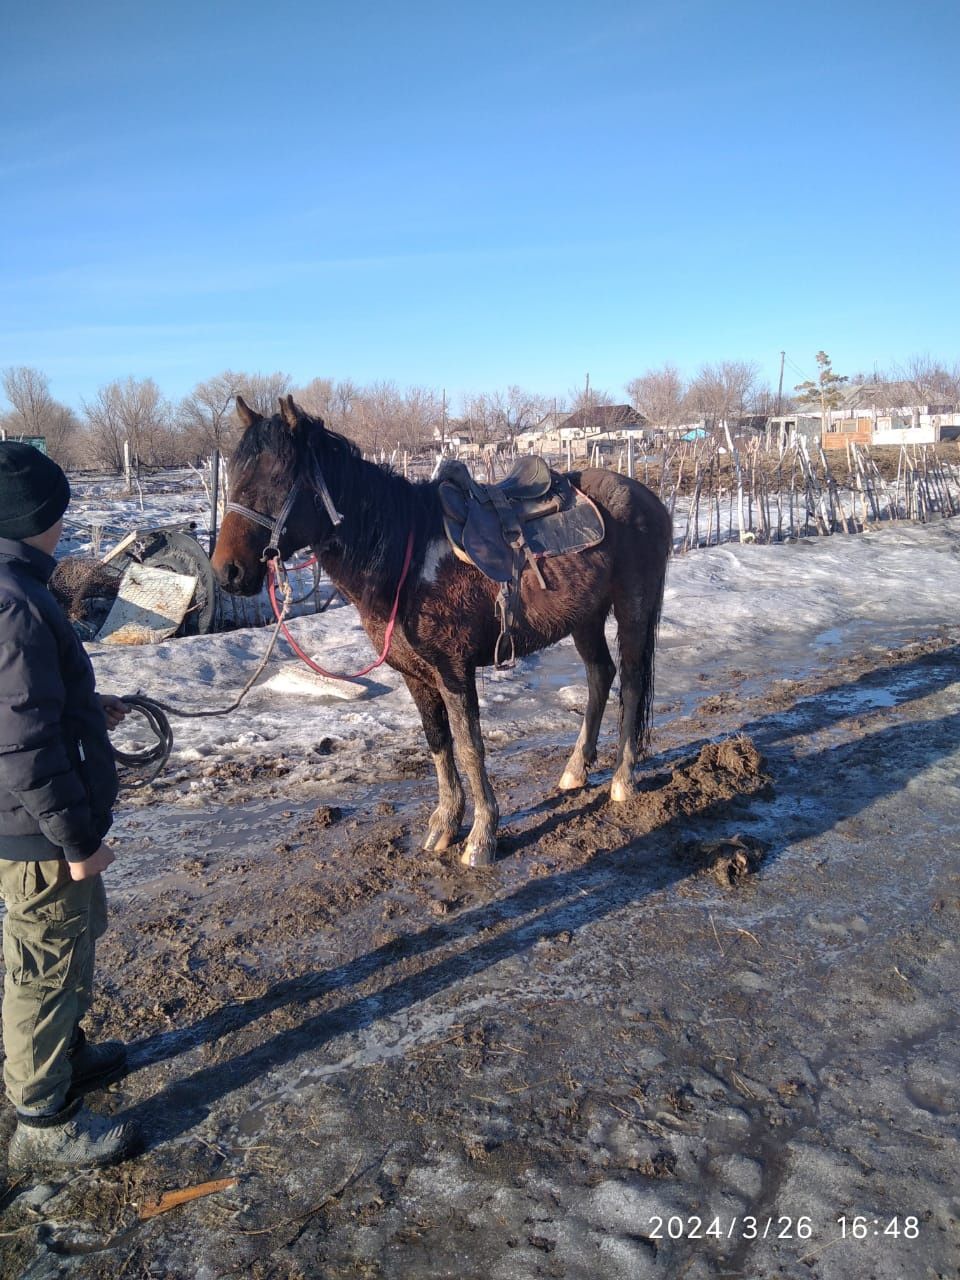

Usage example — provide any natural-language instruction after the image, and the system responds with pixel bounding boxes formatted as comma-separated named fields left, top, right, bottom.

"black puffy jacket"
left=0, top=538, right=118, bottom=862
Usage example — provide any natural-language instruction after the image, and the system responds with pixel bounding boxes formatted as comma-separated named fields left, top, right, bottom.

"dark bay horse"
left=212, top=395, right=672, bottom=867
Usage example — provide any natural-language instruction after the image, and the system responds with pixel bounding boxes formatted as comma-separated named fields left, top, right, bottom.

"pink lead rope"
left=265, top=531, right=415, bottom=682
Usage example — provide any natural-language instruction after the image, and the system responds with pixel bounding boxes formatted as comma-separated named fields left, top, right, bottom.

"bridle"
left=225, top=447, right=344, bottom=563
left=222, top=441, right=415, bottom=682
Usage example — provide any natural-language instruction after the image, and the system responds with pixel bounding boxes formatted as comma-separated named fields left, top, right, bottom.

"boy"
left=0, top=442, right=138, bottom=1170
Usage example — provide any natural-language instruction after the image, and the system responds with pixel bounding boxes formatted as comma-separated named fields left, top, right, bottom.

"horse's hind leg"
left=436, top=667, right=499, bottom=868
left=610, top=580, right=663, bottom=803
left=558, top=613, right=615, bottom=791
left=402, top=673, right=465, bottom=852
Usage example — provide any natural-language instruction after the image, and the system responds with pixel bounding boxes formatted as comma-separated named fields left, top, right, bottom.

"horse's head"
left=211, top=394, right=342, bottom=594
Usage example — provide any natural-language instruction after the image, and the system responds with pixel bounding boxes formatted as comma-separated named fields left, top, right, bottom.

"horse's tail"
left=634, top=553, right=667, bottom=757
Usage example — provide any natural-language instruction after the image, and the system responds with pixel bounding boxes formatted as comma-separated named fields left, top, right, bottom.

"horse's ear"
left=235, top=395, right=260, bottom=428
left=279, top=394, right=302, bottom=432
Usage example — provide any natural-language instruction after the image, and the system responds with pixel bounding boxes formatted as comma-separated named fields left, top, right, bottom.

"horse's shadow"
left=119, top=643, right=960, bottom=1148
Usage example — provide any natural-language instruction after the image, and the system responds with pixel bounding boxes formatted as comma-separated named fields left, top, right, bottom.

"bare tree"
left=0, top=366, right=85, bottom=467
left=45, top=404, right=84, bottom=467
left=397, top=385, right=443, bottom=451
left=80, top=385, right=125, bottom=472
left=893, top=355, right=960, bottom=408
left=497, top=386, right=550, bottom=448
left=456, top=387, right=548, bottom=451
left=178, top=370, right=245, bottom=458
left=625, top=364, right=686, bottom=430
left=293, top=378, right=366, bottom=440
left=686, top=360, right=759, bottom=429
left=345, top=381, right=401, bottom=453
left=233, top=371, right=292, bottom=417
left=460, top=392, right=498, bottom=448
left=294, top=377, right=336, bottom=421
left=566, top=379, right=615, bottom=415
left=82, top=377, right=177, bottom=472
left=749, top=383, right=791, bottom=416
left=2, top=366, right=54, bottom=435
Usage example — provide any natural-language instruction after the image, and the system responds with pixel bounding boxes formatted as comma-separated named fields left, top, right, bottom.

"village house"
left=765, top=413, right=823, bottom=448
left=518, top=405, right=649, bottom=457
left=558, top=404, right=648, bottom=441
left=821, top=405, right=960, bottom=448
left=432, top=425, right=482, bottom=458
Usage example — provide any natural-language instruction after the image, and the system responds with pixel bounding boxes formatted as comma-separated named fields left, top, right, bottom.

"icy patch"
left=261, top=663, right=370, bottom=701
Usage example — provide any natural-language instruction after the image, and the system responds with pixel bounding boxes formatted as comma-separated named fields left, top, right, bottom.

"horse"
left=211, top=395, right=672, bottom=868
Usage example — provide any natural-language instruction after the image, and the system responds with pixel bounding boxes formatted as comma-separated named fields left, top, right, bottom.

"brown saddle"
left=437, top=456, right=605, bottom=664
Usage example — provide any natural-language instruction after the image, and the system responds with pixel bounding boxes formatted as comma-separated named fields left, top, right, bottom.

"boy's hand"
left=99, top=694, right=129, bottom=730
left=67, top=844, right=116, bottom=880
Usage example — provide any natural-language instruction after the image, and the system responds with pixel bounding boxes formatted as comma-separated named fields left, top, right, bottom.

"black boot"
left=69, top=1027, right=127, bottom=1086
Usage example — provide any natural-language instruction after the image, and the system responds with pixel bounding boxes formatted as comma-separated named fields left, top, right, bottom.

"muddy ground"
left=1, top=631, right=958, bottom=1279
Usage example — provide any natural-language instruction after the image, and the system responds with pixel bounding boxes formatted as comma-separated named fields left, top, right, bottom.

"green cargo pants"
left=0, top=858, right=107, bottom=1114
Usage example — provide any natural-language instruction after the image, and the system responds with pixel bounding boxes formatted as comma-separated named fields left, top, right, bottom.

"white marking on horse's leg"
left=558, top=727, right=590, bottom=791
left=610, top=772, right=636, bottom=803
left=558, top=763, right=587, bottom=791
left=420, top=537, right=451, bottom=585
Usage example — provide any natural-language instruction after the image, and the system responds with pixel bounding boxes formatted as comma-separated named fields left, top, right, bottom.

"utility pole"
left=776, top=351, right=785, bottom=416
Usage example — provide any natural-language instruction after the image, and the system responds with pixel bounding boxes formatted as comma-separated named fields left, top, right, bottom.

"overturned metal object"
left=97, top=563, right=199, bottom=645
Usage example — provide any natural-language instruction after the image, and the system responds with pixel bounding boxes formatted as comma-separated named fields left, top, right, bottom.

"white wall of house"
left=872, top=426, right=946, bottom=445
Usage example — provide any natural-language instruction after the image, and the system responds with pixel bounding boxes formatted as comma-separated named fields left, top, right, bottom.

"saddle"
left=437, top=456, right=605, bottom=664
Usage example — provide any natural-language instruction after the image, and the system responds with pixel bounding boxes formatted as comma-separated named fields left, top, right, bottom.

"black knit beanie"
left=0, top=443, right=71, bottom=540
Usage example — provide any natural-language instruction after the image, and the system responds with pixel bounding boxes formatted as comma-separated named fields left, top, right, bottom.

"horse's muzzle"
left=213, top=558, right=263, bottom=596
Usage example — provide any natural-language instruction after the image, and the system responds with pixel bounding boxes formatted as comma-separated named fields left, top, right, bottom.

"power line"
left=784, top=355, right=814, bottom=384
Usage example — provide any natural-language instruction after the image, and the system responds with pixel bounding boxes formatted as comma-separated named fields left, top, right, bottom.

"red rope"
left=286, top=553, right=318, bottom=572
left=266, top=531, right=415, bottom=682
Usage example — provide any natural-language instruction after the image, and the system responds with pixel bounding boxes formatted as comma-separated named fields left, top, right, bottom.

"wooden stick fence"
left=203, top=434, right=960, bottom=632
left=640, top=439, right=960, bottom=552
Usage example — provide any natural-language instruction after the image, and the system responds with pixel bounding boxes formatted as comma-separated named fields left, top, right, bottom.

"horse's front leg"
left=402, top=673, right=465, bottom=852
left=437, top=669, right=499, bottom=868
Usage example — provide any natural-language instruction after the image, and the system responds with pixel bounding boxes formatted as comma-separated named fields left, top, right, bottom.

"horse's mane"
left=232, top=412, right=442, bottom=597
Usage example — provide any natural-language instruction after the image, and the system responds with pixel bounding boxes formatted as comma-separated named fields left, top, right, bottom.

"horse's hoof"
left=460, top=842, right=494, bottom=868
left=610, top=774, right=636, bottom=803
left=557, top=767, right=587, bottom=792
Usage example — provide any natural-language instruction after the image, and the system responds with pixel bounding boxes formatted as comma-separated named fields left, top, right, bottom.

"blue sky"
left=2, top=0, right=958, bottom=410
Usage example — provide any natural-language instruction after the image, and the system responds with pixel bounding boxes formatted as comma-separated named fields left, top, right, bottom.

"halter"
left=224, top=435, right=415, bottom=682
left=225, top=448, right=344, bottom=562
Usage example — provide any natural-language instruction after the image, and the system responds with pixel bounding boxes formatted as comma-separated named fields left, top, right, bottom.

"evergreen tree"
left=794, top=351, right=848, bottom=436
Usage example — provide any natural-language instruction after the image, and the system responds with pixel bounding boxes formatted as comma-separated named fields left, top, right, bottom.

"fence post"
left=209, top=449, right=220, bottom=555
